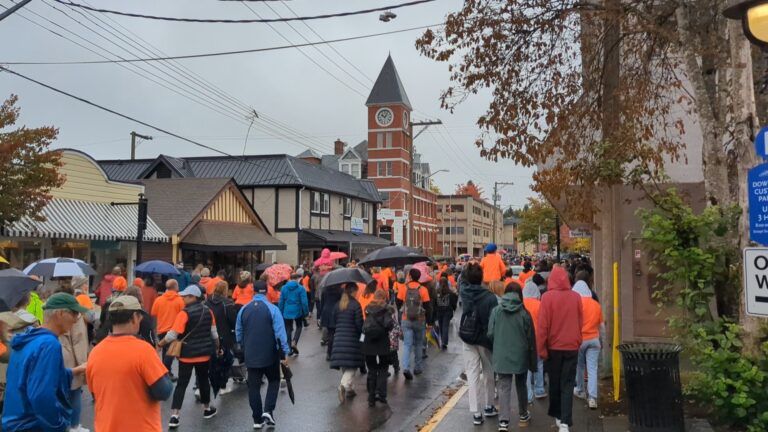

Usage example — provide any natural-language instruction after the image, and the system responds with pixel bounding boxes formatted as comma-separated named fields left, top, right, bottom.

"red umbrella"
left=264, top=264, right=292, bottom=287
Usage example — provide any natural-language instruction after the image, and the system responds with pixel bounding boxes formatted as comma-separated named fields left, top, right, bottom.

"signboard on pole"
left=539, top=234, right=549, bottom=245
left=377, top=209, right=395, bottom=221
left=748, top=163, right=768, bottom=245
left=743, top=248, right=768, bottom=317
left=755, top=125, right=768, bottom=159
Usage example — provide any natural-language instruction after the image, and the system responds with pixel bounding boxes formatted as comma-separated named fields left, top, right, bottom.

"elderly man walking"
left=2, top=293, right=88, bottom=432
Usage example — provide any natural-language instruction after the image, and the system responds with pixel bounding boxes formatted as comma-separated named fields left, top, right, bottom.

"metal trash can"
left=618, top=342, right=684, bottom=432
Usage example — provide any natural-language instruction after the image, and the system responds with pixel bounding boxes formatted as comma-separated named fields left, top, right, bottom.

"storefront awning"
left=299, top=229, right=392, bottom=248
left=181, top=221, right=286, bottom=252
left=1, top=199, right=168, bottom=243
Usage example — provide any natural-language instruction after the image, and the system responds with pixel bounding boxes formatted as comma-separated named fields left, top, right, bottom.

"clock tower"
left=367, top=55, right=438, bottom=252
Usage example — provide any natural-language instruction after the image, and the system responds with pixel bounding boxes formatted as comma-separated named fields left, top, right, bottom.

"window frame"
left=311, top=191, right=321, bottom=214
left=322, top=193, right=330, bottom=215
left=362, top=202, right=370, bottom=220
left=343, top=198, right=352, bottom=217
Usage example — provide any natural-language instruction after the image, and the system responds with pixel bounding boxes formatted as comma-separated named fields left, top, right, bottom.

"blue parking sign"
left=756, top=126, right=768, bottom=159
left=749, top=163, right=768, bottom=245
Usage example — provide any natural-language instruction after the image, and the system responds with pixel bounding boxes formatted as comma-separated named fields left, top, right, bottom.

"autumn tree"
left=454, top=180, right=484, bottom=200
left=0, top=95, right=64, bottom=225
left=515, top=197, right=557, bottom=244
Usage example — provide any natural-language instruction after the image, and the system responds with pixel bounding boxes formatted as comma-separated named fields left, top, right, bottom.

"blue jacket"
left=236, top=294, right=290, bottom=368
left=2, top=328, right=73, bottom=432
left=278, top=281, right=308, bottom=320
left=173, top=270, right=191, bottom=290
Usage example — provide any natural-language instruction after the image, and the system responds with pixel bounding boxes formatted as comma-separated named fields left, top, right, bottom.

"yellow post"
left=612, top=261, right=621, bottom=401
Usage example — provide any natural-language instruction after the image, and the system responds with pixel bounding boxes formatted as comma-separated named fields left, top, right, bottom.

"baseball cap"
left=43, top=293, right=89, bottom=313
left=108, top=295, right=142, bottom=312
left=178, top=285, right=202, bottom=298
left=254, top=280, right=268, bottom=294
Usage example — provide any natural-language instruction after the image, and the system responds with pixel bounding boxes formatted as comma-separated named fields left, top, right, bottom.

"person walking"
left=86, top=296, right=172, bottom=432
left=151, top=279, right=185, bottom=379
left=206, top=280, right=239, bottom=395
left=572, top=272, right=604, bottom=410
left=236, top=280, right=290, bottom=429
left=330, top=283, right=365, bottom=402
left=158, top=285, right=219, bottom=428
left=396, top=268, right=432, bottom=380
left=537, top=266, right=583, bottom=432
left=480, top=243, right=506, bottom=284
left=435, top=276, right=458, bottom=350
left=233, top=271, right=255, bottom=306
left=278, top=273, right=309, bottom=357
left=95, top=266, right=120, bottom=306
left=487, top=283, right=537, bottom=431
left=2, top=293, right=88, bottom=432
left=320, top=283, right=343, bottom=360
left=458, top=261, right=500, bottom=425
left=55, top=283, right=90, bottom=432
left=362, top=290, right=395, bottom=406
left=522, top=279, right=547, bottom=402
left=135, top=277, right=158, bottom=313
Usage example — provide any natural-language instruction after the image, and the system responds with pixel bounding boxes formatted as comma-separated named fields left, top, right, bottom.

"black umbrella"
left=209, top=349, right=234, bottom=398
left=357, top=245, right=431, bottom=268
left=319, top=268, right=373, bottom=290
left=0, top=269, right=40, bottom=308
left=255, top=262, right=272, bottom=272
left=280, top=362, right=295, bottom=404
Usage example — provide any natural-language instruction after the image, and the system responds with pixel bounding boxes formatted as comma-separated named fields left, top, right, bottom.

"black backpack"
left=459, top=306, right=484, bottom=345
left=363, top=309, right=387, bottom=341
left=437, top=292, right=451, bottom=309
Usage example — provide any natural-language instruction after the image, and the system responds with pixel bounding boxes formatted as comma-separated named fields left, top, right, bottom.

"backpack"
left=437, top=292, right=451, bottom=309
left=363, top=310, right=387, bottom=341
left=403, top=286, right=424, bottom=321
left=459, top=307, right=483, bottom=345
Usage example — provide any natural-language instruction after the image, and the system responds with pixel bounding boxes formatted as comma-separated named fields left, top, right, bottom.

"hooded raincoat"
left=487, top=292, right=537, bottom=375
left=278, top=281, right=309, bottom=320
left=536, top=267, right=583, bottom=359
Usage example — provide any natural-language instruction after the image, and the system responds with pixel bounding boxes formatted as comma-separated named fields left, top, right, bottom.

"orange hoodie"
left=233, top=283, right=254, bottom=305
left=480, top=253, right=506, bottom=283
left=581, top=297, right=604, bottom=341
left=151, top=290, right=185, bottom=334
left=523, top=297, right=541, bottom=337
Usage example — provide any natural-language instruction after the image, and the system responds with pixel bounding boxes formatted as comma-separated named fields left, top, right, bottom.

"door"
left=631, top=240, right=674, bottom=338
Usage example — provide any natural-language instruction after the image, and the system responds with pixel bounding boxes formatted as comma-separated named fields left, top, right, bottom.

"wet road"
left=79, top=313, right=466, bottom=432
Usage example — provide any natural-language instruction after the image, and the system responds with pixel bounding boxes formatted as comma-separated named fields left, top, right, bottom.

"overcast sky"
left=0, top=0, right=535, bottom=209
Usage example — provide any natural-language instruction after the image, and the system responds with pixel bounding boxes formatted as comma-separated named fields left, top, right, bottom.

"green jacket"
left=26, top=291, right=44, bottom=324
left=487, top=292, right=537, bottom=375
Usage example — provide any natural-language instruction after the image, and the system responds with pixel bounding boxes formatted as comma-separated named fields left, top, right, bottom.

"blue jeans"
left=70, top=387, right=82, bottom=427
left=401, top=320, right=425, bottom=372
left=527, top=357, right=546, bottom=401
left=575, top=338, right=601, bottom=399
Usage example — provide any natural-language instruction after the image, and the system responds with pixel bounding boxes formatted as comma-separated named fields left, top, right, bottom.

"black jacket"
left=96, top=299, right=157, bottom=347
left=330, top=298, right=364, bottom=369
left=361, top=304, right=395, bottom=357
left=320, top=285, right=342, bottom=329
left=459, top=280, right=498, bottom=350
left=205, top=295, right=239, bottom=350
left=180, top=302, right=214, bottom=358
left=436, top=289, right=459, bottom=315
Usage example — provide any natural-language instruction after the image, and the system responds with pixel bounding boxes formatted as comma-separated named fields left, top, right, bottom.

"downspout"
left=298, top=186, right=305, bottom=264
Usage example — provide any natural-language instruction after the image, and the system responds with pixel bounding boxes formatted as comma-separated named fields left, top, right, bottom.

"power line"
left=50, top=0, right=435, bottom=23
left=0, top=23, right=441, bottom=65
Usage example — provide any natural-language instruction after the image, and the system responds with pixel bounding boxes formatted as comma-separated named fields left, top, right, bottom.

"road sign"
left=748, top=163, right=768, bottom=245
left=755, top=125, right=768, bottom=158
left=539, top=234, right=548, bottom=244
left=743, top=248, right=768, bottom=316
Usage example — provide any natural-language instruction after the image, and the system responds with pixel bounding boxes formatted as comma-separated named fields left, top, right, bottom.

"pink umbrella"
left=264, top=263, right=292, bottom=287
left=411, top=261, right=433, bottom=283
left=329, top=251, right=348, bottom=261
left=313, top=248, right=347, bottom=268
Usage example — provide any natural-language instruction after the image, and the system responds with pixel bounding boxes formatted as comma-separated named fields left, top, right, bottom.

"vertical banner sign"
left=748, top=163, right=768, bottom=246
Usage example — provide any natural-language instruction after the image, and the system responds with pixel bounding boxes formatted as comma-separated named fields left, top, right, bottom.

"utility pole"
left=130, top=131, right=153, bottom=160
left=111, top=194, right=148, bottom=265
left=492, top=181, right=514, bottom=243
left=0, top=0, right=31, bottom=22
left=411, top=119, right=442, bottom=140
left=555, top=214, right=561, bottom=262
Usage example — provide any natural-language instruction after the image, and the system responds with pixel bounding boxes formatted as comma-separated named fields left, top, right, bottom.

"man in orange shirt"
left=150, top=279, right=185, bottom=379
left=480, top=243, right=507, bottom=284
left=87, top=295, right=172, bottom=432
left=205, top=270, right=226, bottom=298
left=395, top=268, right=431, bottom=380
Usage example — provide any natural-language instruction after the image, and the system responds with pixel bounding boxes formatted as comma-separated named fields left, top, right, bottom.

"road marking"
left=419, top=384, right=468, bottom=432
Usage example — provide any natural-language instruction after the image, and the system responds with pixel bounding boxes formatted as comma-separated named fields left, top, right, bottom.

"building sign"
left=378, top=209, right=395, bottom=220
left=748, top=163, right=768, bottom=245
left=569, top=228, right=591, bottom=238
left=539, top=234, right=549, bottom=244
left=743, top=248, right=768, bottom=317
left=393, top=222, right=404, bottom=245
left=351, top=217, right=364, bottom=234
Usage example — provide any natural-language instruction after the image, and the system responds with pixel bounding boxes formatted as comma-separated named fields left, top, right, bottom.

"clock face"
left=375, top=108, right=394, bottom=127
left=403, top=111, right=409, bottom=127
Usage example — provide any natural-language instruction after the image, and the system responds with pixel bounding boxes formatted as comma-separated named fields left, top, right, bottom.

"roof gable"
left=141, top=177, right=231, bottom=235
left=341, top=148, right=361, bottom=161
left=365, top=55, right=412, bottom=109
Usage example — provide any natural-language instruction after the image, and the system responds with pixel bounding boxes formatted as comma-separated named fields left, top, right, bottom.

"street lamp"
left=724, top=0, right=768, bottom=48
left=424, top=169, right=450, bottom=180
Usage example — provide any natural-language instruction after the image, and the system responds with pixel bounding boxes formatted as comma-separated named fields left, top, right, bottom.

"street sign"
left=377, top=209, right=394, bottom=220
left=743, top=248, right=768, bottom=316
left=539, top=234, right=548, bottom=244
left=755, top=125, right=768, bottom=158
left=351, top=217, right=364, bottom=234
left=748, top=163, right=768, bottom=245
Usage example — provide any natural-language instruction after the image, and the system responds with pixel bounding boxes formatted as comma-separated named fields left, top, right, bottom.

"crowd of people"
left=0, top=246, right=602, bottom=432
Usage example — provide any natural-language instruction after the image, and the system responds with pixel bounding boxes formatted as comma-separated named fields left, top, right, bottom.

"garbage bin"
left=618, top=342, right=684, bottom=432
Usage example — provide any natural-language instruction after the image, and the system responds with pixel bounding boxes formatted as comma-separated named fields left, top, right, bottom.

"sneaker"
left=534, top=392, right=548, bottom=399
left=253, top=420, right=265, bottom=429
left=168, top=416, right=180, bottom=428
left=473, top=413, right=484, bottom=425
left=559, top=424, right=570, bottom=432
left=403, top=370, right=413, bottom=380
left=498, top=420, right=509, bottom=431
left=483, top=406, right=498, bottom=417
left=219, top=382, right=234, bottom=395
left=556, top=418, right=562, bottom=427
left=262, top=412, right=276, bottom=426
left=338, top=385, right=346, bottom=403
left=292, top=346, right=300, bottom=356
left=588, top=398, right=598, bottom=409
left=518, top=411, right=530, bottom=427
left=203, top=407, right=217, bottom=419
left=574, top=389, right=586, bottom=400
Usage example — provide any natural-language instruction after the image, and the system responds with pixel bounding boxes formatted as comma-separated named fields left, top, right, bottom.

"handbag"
left=166, top=307, right=207, bottom=358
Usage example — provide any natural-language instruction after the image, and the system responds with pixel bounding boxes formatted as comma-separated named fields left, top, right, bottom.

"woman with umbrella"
left=330, top=282, right=364, bottom=403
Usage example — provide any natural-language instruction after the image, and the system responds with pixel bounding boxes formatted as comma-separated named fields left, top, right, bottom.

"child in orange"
left=572, top=273, right=604, bottom=409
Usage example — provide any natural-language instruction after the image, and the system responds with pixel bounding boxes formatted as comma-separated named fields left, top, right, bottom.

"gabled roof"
left=137, top=154, right=195, bottom=179
left=296, top=149, right=322, bottom=159
left=340, top=147, right=362, bottom=161
left=141, top=178, right=232, bottom=235
left=365, top=55, right=412, bottom=109
left=99, top=154, right=381, bottom=202
left=321, top=154, right=340, bottom=170
left=353, top=140, right=368, bottom=161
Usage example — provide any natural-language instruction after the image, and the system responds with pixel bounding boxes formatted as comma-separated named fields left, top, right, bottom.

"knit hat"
left=132, top=277, right=145, bottom=289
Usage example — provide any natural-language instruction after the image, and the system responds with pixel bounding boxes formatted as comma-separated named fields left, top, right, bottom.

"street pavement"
left=79, top=313, right=466, bottom=432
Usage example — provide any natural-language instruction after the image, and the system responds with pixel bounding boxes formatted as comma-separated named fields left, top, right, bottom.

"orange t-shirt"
left=480, top=253, right=507, bottom=283
left=150, top=291, right=185, bottom=334
left=518, top=270, right=536, bottom=285
left=581, top=297, right=604, bottom=341
left=301, top=276, right=311, bottom=293
left=171, top=309, right=216, bottom=363
left=397, top=282, right=431, bottom=320
left=232, top=284, right=254, bottom=306
left=358, top=292, right=375, bottom=320
left=0, top=342, right=6, bottom=358
left=87, top=335, right=168, bottom=432
left=205, top=277, right=223, bottom=296
left=76, top=294, right=94, bottom=310
left=267, top=285, right=280, bottom=304
left=523, top=298, right=541, bottom=337
left=393, top=282, right=406, bottom=296
left=380, top=268, right=394, bottom=285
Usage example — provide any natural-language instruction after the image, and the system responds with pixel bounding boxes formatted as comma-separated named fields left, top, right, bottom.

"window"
left=341, top=164, right=350, bottom=174
left=351, top=164, right=360, bottom=179
left=385, top=133, right=392, bottom=148
left=311, top=191, right=321, bottom=213
left=445, top=227, right=464, bottom=235
left=343, top=198, right=352, bottom=217
left=379, top=191, right=390, bottom=202
left=450, top=204, right=465, bottom=212
left=377, top=132, right=384, bottom=148
left=362, top=202, right=370, bottom=220
left=377, top=162, right=383, bottom=177
left=322, top=193, right=330, bottom=214
left=386, top=161, right=393, bottom=176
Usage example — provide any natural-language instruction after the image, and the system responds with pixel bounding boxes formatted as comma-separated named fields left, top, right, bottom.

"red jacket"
left=537, top=266, right=583, bottom=359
